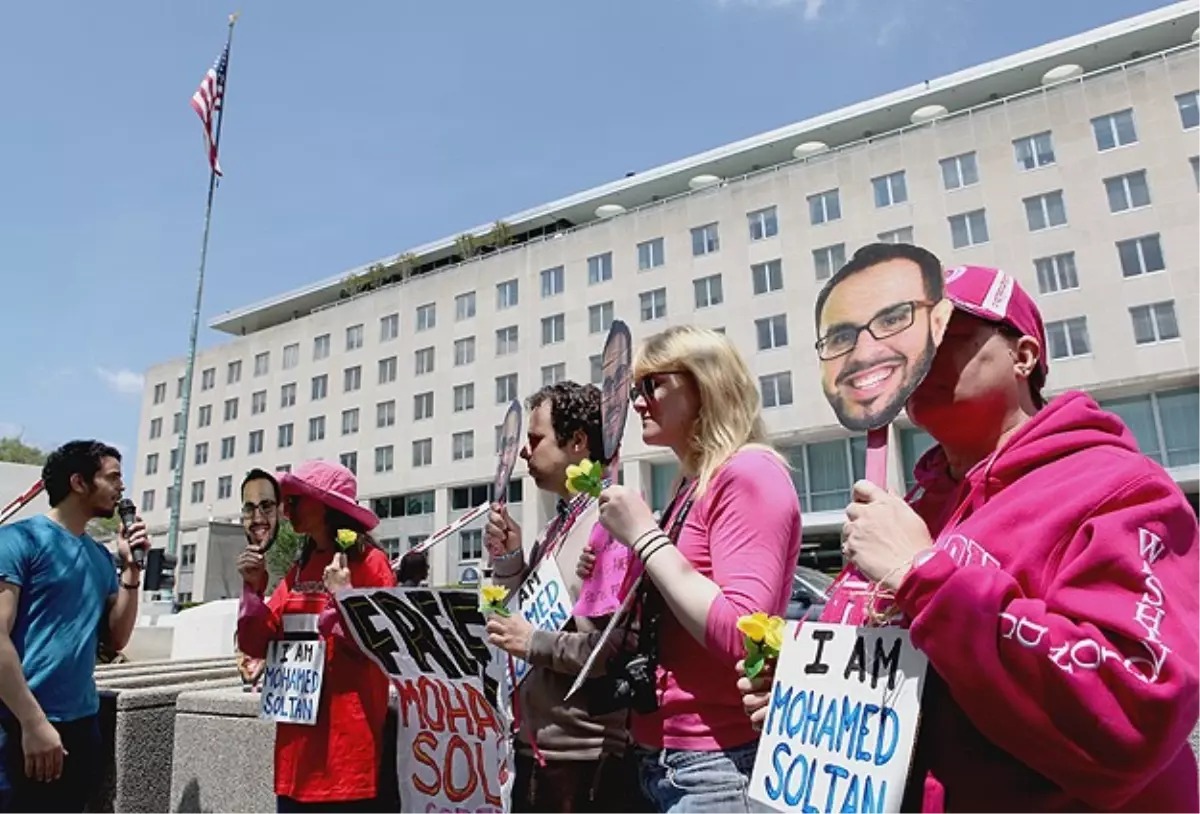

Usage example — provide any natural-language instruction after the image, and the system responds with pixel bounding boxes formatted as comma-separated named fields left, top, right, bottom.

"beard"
left=244, top=521, right=278, bottom=553
left=824, top=332, right=937, bottom=432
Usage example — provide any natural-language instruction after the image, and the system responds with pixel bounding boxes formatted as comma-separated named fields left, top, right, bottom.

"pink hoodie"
left=824, top=391, right=1200, bottom=812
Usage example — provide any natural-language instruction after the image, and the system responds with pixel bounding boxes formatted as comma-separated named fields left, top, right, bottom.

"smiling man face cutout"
left=815, top=243, right=954, bottom=432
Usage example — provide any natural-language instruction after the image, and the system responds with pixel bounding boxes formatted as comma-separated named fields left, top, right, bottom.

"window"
left=588, top=302, right=614, bottom=334
left=453, top=384, right=475, bottom=413
left=496, top=374, right=518, bottom=404
left=201, top=368, right=215, bottom=391
left=376, top=400, right=396, bottom=428
left=541, top=363, right=566, bottom=386
left=541, top=315, right=565, bottom=346
left=781, top=438, right=869, bottom=512
left=1099, top=389, right=1199, bottom=468
left=379, top=538, right=401, bottom=560
left=313, top=334, right=330, bottom=360
left=453, top=431, right=475, bottom=461
left=254, top=352, right=269, bottom=377
left=378, top=356, right=397, bottom=385
left=752, top=259, right=783, bottom=295
left=1130, top=302, right=1179, bottom=345
left=496, top=326, right=519, bottom=356
left=190, top=481, right=205, bottom=505
left=249, top=430, right=264, bottom=455
left=145, top=454, right=159, bottom=475
left=194, top=442, right=208, bottom=466
left=640, top=288, right=667, bottom=321
left=276, top=465, right=291, bottom=474
left=309, top=416, right=326, bottom=442
left=227, top=360, right=242, bottom=385
left=637, top=238, right=665, bottom=271
left=1177, top=91, right=1199, bottom=130
left=756, top=315, right=789, bottom=350
left=343, top=366, right=362, bottom=393
left=813, top=244, right=846, bottom=281
left=173, top=412, right=182, bottom=434
left=410, top=346, right=434, bottom=376
left=375, top=445, right=395, bottom=473
left=216, top=436, right=233, bottom=461
left=141, top=490, right=155, bottom=512
left=692, top=275, right=723, bottom=309
left=1104, top=171, right=1151, bottom=213
left=346, top=324, right=364, bottom=350
left=455, top=291, right=476, bottom=321
left=153, top=383, right=166, bottom=404
left=1045, top=317, right=1091, bottom=359
left=459, top=529, right=483, bottom=562
left=414, top=392, right=433, bottom=421
left=1034, top=252, right=1079, bottom=294
left=1023, top=191, right=1067, bottom=231
left=339, top=452, right=358, bottom=475
left=1192, top=156, right=1199, bottom=190
left=454, top=337, right=476, bottom=366
left=341, top=408, right=359, bottom=435
left=540, top=266, right=565, bottom=298
left=589, top=355, right=603, bottom=385
left=149, top=418, right=162, bottom=439
left=872, top=171, right=908, bottom=208
left=379, top=314, right=399, bottom=342
left=281, top=382, right=298, bottom=410
left=416, top=303, right=436, bottom=332
left=1013, top=132, right=1055, bottom=169
left=224, top=398, right=238, bottom=422
left=177, top=376, right=185, bottom=398
left=278, top=423, right=294, bottom=449
left=282, top=343, right=299, bottom=369
left=197, top=406, right=212, bottom=427
left=497, top=279, right=519, bottom=310
left=747, top=206, right=778, bottom=241
left=760, top=372, right=794, bottom=408
left=311, top=375, right=327, bottom=401
left=588, top=252, right=613, bottom=285
left=411, top=439, right=432, bottom=468
left=949, top=209, right=989, bottom=248
left=877, top=226, right=914, bottom=245
left=1117, top=235, right=1165, bottom=278
left=1091, top=109, right=1137, bottom=151
left=939, top=152, right=978, bottom=190
left=808, top=189, right=841, bottom=224
left=251, top=390, right=267, bottom=415
left=691, top=223, right=720, bottom=256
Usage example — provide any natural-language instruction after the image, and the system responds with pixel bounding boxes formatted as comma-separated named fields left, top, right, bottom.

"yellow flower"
left=737, top=612, right=770, bottom=643
left=335, top=529, right=358, bottom=549
left=763, top=615, right=785, bottom=652
left=481, top=584, right=509, bottom=606
left=566, top=458, right=604, bottom=497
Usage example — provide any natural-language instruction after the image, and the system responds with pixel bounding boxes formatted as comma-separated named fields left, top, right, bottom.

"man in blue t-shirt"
left=0, top=440, right=148, bottom=812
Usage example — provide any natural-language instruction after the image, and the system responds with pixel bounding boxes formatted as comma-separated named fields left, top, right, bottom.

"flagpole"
left=166, top=12, right=239, bottom=596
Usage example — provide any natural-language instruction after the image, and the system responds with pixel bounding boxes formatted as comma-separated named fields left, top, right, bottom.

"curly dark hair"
left=526, top=381, right=603, bottom=460
left=42, top=440, right=121, bottom=507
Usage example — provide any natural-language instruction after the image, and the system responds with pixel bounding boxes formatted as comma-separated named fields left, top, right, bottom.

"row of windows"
left=1046, top=300, right=1182, bottom=360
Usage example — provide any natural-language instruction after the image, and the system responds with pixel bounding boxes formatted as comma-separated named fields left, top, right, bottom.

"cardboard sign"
left=336, top=588, right=513, bottom=814
left=508, top=558, right=573, bottom=686
left=749, top=622, right=927, bottom=814
left=259, top=639, right=326, bottom=726
left=572, top=528, right=635, bottom=618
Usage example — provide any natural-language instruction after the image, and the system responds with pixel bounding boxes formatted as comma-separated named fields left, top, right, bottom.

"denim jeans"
left=637, top=740, right=759, bottom=813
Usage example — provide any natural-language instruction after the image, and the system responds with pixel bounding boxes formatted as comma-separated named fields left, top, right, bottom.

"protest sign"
left=259, top=639, right=325, bottom=726
left=493, top=399, right=523, bottom=504
left=571, top=529, right=634, bottom=618
left=509, top=557, right=573, bottom=686
left=749, top=622, right=927, bottom=814
left=337, top=587, right=514, bottom=813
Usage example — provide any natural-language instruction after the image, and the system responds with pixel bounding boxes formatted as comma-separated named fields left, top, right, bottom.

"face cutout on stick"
left=599, top=320, right=633, bottom=464
left=815, top=247, right=953, bottom=432
left=493, top=400, right=523, bottom=504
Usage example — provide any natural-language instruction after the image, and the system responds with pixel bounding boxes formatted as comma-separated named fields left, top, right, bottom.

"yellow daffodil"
left=737, top=612, right=770, bottom=643
left=480, top=584, right=511, bottom=617
left=565, top=458, right=604, bottom=497
left=738, top=611, right=786, bottom=679
left=335, top=529, right=358, bottom=550
left=763, top=615, right=785, bottom=652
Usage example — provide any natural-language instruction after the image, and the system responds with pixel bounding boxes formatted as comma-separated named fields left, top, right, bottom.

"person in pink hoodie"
left=740, top=256, right=1200, bottom=812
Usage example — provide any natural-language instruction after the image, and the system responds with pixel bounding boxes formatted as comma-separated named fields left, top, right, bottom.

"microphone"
left=117, top=499, right=144, bottom=568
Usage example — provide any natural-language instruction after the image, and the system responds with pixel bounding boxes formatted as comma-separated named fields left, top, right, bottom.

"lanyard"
left=528, top=492, right=594, bottom=573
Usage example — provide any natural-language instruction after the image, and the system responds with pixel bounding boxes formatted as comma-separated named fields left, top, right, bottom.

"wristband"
left=634, top=532, right=669, bottom=558
left=630, top=528, right=661, bottom=552
left=641, top=538, right=672, bottom=566
left=121, top=581, right=141, bottom=590
left=493, top=548, right=522, bottom=562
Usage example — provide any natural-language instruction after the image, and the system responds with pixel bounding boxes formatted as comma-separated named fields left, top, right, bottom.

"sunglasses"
left=629, top=370, right=688, bottom=403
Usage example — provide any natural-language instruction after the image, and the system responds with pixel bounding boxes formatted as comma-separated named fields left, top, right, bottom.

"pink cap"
left=278, top=460, right=379, bottom=531
left=943, top=265, right=1049, bottom=378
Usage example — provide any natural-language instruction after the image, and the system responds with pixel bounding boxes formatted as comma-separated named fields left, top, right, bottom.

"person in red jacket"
left=236, top=461, right=396, bottom=813
left=740, top=258, right=1200, bottom=812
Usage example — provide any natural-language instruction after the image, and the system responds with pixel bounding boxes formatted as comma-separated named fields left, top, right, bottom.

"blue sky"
left=0, top=0, right=1171, bottom=463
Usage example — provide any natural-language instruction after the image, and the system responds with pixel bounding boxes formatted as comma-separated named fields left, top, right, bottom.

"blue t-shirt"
left=0, top=516, right=118, bottom=721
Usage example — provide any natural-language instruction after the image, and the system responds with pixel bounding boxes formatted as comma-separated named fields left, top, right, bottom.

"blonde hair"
left=635, top=325, right=784, bottom=497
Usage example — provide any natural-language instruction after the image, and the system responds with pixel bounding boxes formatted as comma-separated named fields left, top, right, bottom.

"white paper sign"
left=749, top=623, right=927, bottom=814
left=259, top=638, right=326, bottom=726
left=509, top=557, right=572, bottom=686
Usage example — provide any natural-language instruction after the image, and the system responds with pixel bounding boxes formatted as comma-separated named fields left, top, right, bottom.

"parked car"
left=785, top=565, right=834, bottom=621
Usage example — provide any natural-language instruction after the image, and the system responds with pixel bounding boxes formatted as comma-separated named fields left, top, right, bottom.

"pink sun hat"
left=278, top=460, right=379, bottom=531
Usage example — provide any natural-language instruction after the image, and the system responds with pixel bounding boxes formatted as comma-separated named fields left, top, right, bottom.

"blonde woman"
left=596, top=326, right=802, bottom=813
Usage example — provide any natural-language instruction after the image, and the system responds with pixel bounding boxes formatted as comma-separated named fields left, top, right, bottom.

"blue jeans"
left=637, top=741, right=759, bottom=813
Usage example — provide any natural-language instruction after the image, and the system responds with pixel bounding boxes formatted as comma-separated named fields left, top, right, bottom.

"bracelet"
left=630, top=529, right=661, bottom=552
left=121, top=582, right=141, bottom=590
left=634, top=532, right=669, bottom=558
left=641, top=538, right=672, bottom=566
left=493, top=548, right=522, bottom=562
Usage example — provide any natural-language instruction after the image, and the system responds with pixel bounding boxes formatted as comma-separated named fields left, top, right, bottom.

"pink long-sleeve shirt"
left=633, top=446, right=802, bottom=751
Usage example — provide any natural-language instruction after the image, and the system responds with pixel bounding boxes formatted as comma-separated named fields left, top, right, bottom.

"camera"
left=586, top=650, right=658, bottom=716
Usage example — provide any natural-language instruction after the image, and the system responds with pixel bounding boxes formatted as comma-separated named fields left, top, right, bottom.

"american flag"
left=190, top=44, right=229, bottom=176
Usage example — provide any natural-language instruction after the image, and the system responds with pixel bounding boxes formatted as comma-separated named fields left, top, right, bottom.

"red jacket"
left=237, top=546, right=396, bottom=803
left=825, top=392, right=1200, bottom=811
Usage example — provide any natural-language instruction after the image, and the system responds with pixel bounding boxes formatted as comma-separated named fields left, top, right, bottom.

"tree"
left=489, top=220, right=513, bottom=249
left=0, top=436, right=46, bottom=466
left=265, top=518, right=304, bottom=590
left=394, top=253, right=419, bottom=282
left=455, top=233, right=479, bottom=260
left=87, top=515, right=120, bottom=541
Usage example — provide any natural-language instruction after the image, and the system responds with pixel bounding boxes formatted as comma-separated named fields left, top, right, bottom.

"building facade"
left=134, top=4, right=1200, bottom=589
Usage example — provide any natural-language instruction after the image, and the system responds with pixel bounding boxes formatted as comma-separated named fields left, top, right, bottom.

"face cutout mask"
left=241, top=479, right=280, bottom=553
